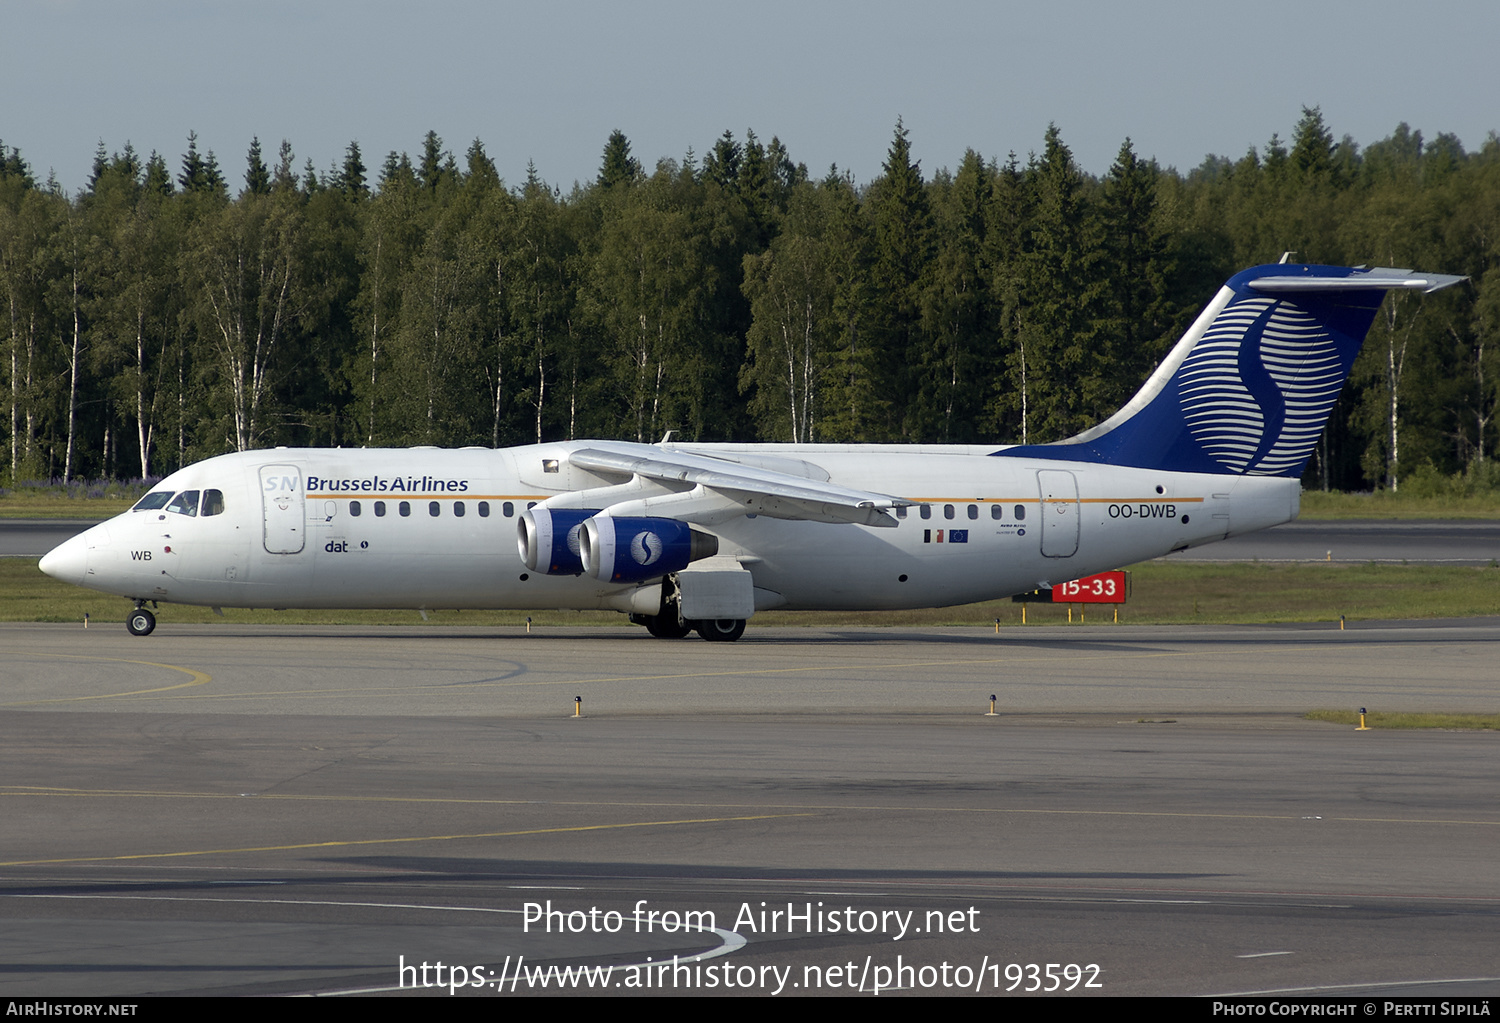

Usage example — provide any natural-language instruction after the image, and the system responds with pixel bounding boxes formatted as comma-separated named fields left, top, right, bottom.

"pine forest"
left=3, top=109, right=1499, bottom=495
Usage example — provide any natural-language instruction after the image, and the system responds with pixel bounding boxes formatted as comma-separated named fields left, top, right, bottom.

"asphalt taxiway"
left=3, top=622, right=1498, bottom=997
left=1169, top=518, right=1500, bottom=565
left=0, top=519, right=103, bottom=557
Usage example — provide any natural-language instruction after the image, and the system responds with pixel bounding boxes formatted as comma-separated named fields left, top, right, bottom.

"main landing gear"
left=126, top=602, right=157, bottom=637
left=631, top=575, right=747, bottom=641
left=693, top=618, right=746, bottom=642
left=630, top=611, right=746, bottom=642
left=643, top=612, right=693, bottom=639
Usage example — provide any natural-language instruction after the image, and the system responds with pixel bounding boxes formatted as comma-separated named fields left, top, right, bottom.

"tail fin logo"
left=1177, top=295, right=1342, bottom=475
left=987, top=264, right=1464, bottom=478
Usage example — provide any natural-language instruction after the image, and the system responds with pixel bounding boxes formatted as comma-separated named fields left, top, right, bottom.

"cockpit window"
left=202, top=489, right=225, bottom=516
left=133, top=491, right=173, bottom=511
left=166, top=490, right=200, bottom=516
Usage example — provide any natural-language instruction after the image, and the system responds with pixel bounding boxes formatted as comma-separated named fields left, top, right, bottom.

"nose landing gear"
left=126, top=603, right=157, bottom=636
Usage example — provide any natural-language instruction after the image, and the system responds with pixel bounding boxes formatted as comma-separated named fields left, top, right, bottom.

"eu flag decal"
left=949, top=529, right=969, bottom=543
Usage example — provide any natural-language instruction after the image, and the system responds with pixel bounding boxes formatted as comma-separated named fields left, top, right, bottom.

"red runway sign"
left=1053, top=570, right=1128, bottom=603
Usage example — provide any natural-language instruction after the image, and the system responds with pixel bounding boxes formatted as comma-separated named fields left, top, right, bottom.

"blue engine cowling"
left=518, top=508, right=600, bottom=575
left=579, top=515, right=718, bottom=583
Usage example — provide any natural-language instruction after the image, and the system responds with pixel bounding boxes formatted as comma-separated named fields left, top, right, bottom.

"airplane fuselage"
left=48, top=442, right=1299, bottom=616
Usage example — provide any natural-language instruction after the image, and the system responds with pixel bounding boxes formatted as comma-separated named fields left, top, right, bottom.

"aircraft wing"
left=567, top=444, right=912, bottom=527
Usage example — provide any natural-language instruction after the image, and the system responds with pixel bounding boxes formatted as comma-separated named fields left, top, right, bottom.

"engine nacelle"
left=579, top=515, right=719, bottom=583
left=518, top=507, right=599, bottom=575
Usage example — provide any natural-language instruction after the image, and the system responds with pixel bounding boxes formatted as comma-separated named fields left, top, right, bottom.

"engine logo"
left=630, top=530, right=663, bottom=566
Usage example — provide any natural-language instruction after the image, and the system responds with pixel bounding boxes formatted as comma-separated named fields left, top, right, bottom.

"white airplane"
left=40, top=262, right=1463, bottom=640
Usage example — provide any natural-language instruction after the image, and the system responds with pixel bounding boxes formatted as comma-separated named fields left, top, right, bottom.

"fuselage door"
left=1037, top=470, right=1080, bottom=558
left=259, top=464, right=305, bottom=554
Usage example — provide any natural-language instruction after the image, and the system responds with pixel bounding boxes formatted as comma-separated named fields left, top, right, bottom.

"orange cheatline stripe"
left=905, top=496, right=1204, bottom=503
left=308, top=493, right=547, bottom=500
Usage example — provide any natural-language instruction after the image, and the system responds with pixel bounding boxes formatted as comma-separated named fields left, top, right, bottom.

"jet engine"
left=579, top=515, right=719, bottom=583
left=517, top=507, right=599, bottom=575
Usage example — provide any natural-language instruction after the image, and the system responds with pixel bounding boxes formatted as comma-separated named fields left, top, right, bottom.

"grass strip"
left=1304, top=709, right=1499, bottom=730
left=1297, top=490, right=1500, bottom=520
left=4, top=559, right=1497, bottom=628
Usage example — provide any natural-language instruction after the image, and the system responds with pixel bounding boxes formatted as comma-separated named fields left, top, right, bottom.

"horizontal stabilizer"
left=1248, top=268, right=1466, bottom=295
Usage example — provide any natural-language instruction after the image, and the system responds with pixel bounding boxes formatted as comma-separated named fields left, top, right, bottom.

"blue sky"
left=5, top=0, right=1498, bottom=194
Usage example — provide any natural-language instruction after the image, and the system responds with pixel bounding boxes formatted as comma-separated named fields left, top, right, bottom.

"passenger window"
left=991, top=505, right=1002, bottom=520
left=166, top=490, right=200, bottom=516
left=454, top=501, right=465, bottom=517
left=399, top=501, right=411, bottom=517
left=968, top=504, right=978, bottom=520
left=503, top=501, right=514, bottom=517
left=895, top=506, right=907, bottom=519
left=350, top=500, right=361, bottom=517
left=202, top=490, right=225, bottom=516
left=429, top=501, right=440, bottom=517
left=919, top=505, right=931, bottom=520
left=943, top=504, right=955, bottom=520
left=1015, top=504, right=1026, bottom=521
left=374, top=501, right=386, bottom=517
left=133, top=491, right=173, bottom=511
left=478, top=501, right=491, bottom=517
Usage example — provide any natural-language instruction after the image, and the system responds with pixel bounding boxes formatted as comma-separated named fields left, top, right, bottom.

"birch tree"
left=741, top=184, right=833, bottom=441
left=187, top=184, right=305, bottom=451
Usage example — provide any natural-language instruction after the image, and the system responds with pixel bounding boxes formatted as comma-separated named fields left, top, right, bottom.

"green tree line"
left=3, top=109, right=1497, bottom=492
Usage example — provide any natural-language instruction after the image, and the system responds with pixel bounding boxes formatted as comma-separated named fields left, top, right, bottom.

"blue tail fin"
left=992, top=263, right=1465, bottom=477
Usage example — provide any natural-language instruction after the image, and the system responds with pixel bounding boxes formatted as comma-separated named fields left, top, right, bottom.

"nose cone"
left=39, top=532, right=91, bottom=587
